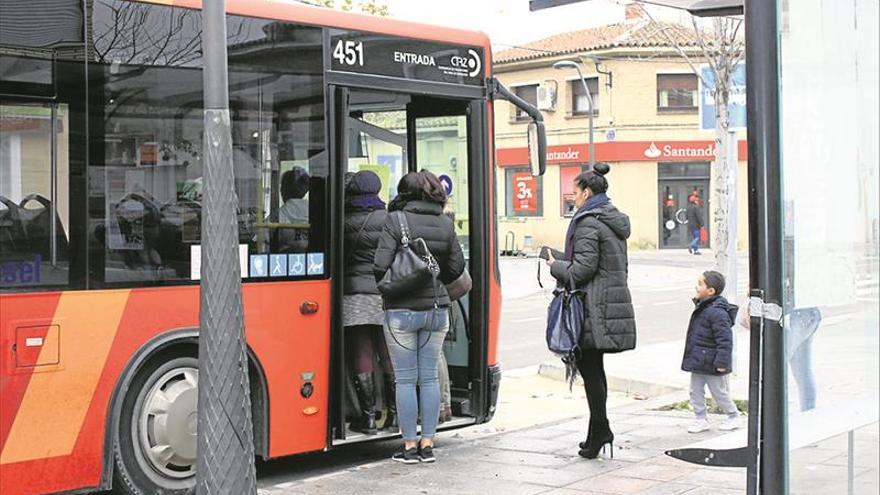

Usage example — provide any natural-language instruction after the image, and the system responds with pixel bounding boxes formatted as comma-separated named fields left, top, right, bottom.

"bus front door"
left=329, top=87, right=488, bottom=445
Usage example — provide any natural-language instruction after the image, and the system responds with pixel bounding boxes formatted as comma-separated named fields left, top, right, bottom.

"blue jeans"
left=786, top=308, right=822, bottom=411
left=383, top=308, right=450, bottom=441
left=690, top=228, right=701, bottom=252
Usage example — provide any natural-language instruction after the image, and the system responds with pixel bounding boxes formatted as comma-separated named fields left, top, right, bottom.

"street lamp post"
left=197, top=0, right=257, bottom=493
left=553, top=60, right=595, bottom=168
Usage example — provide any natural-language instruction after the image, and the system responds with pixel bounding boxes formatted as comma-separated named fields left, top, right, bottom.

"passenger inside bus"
left=277, top=167, right=311, bottom=253
left=279, top=167, right=310, bottom=225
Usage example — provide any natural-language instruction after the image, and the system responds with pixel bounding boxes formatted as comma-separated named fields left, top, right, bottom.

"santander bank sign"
left=643, top=141, right=716, bottom=159
left=497, top=140, right=745, bottom=167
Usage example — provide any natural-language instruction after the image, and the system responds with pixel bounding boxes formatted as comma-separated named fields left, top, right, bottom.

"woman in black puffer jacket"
left=373, top=171, right=465, bottom=464
left=546, top=163, right=636, bottom=460
left=343, top=171, right=392, bottom=435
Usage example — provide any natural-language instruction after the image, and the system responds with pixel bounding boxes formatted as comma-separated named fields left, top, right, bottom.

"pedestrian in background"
left=545, top=163, right=636, bottom=459
left=683, top=271, right=741, bottom=433
left=686, top=196, right=703, bottom=255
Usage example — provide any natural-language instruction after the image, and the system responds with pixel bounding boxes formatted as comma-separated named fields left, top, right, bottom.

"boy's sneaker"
left=391, top=447, right=419, bottom=464
left=688, top=418, right=711, bottom=433
left=419, top=445, right=436, bottom=463
left=719, top=416, right=741, bottom=431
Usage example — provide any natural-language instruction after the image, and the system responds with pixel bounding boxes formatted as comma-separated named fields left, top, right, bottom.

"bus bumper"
left=486, top=364, right=502, bottom=421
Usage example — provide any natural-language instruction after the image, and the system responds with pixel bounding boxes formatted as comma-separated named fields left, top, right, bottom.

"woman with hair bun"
left=545, top=162, right=637, bottom=459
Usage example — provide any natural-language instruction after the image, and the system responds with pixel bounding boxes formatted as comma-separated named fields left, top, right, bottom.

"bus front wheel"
left=114, top=355, right=198, bottom=494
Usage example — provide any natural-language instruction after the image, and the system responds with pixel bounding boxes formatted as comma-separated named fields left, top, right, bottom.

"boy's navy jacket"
left=681, top=295, right=737, bottom=375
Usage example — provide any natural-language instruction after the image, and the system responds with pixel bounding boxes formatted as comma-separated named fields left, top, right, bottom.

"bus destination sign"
left=329, top=31, right=485, bottom=86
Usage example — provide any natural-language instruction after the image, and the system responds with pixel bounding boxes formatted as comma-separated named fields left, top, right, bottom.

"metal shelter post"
left=745, top=0, right=788, bottom=493
left=196, top=0, right=257, bottom=493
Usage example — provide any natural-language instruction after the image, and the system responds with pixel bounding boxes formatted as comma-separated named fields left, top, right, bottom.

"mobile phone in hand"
left=539, top=246, right=564, bottom=261
left=539, top=246, right=552, bottom=260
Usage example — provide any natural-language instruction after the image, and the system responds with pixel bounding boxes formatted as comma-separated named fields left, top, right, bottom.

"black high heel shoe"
left=578, top=419, right=614, bottom=459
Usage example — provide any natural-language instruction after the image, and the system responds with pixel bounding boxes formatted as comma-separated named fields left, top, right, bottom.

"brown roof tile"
left=494, top=20, right=701, bottom=64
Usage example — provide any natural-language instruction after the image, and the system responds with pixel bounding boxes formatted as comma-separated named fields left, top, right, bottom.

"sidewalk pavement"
left=539, top=307, right=879, bottom=409
left=258, top=392, right=750, bottom=495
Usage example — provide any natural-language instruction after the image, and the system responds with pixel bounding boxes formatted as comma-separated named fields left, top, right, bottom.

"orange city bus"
left=0, top=1, right=546, bottom=494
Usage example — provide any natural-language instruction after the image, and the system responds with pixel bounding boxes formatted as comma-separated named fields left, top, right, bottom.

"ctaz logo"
left=451, top=49, right=482, bottom=78
left=644, top=142, right=662, bottom=158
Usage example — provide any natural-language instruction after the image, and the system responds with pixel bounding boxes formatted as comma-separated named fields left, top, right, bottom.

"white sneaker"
left=688, top=419, right=711, bottom=433
left=718, top=416, right=740, bottom=431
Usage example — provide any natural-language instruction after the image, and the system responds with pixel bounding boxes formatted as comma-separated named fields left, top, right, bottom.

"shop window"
left=88, top=1, right=326, bottom=286
left=657, top=74, right=698, bottom=112
left=570, top=78, right=599, bottom=116
left=505, top=168, right=543, bottom=217
left=559, top=165, right=585, bottom=216
left=512, top=84, right=538, bottom=121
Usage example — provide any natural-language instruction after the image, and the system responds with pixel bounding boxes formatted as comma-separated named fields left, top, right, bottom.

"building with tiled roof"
left=492, top=4, right=748, bottom=253
left=494, top=18, right=703, bottom=64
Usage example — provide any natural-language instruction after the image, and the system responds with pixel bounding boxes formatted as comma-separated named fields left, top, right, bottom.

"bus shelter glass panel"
left=779, top=1, right=879, bottom=493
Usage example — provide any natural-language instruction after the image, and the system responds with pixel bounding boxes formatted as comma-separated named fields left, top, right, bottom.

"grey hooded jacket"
left=550, top=202, right=637, bottom=353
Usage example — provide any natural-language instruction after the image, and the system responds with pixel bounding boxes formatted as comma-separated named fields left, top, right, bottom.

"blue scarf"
left=564, top=193, right=609, bottom=260
left=346, top=193, right=386, bottom=212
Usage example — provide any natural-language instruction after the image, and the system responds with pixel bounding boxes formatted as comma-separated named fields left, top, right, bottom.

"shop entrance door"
left=657, top=163, right=710, bottom=249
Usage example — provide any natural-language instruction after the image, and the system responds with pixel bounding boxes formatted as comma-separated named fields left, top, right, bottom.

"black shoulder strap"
left=396, top=210, right=411, bottom=246
left=345, top=210, right=375, bottom=265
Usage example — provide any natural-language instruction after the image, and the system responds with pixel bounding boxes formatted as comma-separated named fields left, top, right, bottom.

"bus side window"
left=89, top=2, right=204, bottom=285
left=0, top=103, right=71, bottom=291
left=228, top=16, right=327, bottom=277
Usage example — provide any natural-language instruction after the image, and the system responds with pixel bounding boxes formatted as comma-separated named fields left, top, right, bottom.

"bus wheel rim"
left=136, top=366, right=199, bottom=480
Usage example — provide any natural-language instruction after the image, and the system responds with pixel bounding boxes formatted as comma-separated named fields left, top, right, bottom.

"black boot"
left=352, top=372, right=378, bottom=435
left=578, top=420, right=594, bottom=450
left=382, top=374, right=398, bottom=431
left=579, top=419, right=614, bottom=459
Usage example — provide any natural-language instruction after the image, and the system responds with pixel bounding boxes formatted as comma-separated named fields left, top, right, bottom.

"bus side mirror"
left=528, top=121, right=547, bottom=176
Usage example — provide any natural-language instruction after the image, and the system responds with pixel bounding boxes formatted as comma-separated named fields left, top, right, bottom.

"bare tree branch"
left=692, top=16, right=720, bottom=81
left=638, top=5, right=712, bottom=87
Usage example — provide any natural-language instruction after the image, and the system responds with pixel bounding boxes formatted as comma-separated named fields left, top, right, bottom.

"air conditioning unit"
left=537, top=84, right=556, bottom=111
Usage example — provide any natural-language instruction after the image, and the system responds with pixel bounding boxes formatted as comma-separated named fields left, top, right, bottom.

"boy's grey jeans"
left=690, top=373, right=739, bottom=420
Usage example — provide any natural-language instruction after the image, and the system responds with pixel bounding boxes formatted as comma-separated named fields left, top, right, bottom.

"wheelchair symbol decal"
left=288, top=254, right=306, bottom=276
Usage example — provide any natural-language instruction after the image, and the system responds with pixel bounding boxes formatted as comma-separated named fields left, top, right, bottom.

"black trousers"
left=577, top=349, right=608, bottom=424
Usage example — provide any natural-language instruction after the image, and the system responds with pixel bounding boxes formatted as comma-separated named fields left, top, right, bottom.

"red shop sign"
left=497, top=140, right=748, bottom=166
left=512, top=171, right=537, bottom=213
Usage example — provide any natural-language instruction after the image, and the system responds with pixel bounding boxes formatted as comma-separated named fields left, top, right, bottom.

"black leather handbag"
left=377, top=211, right=439, bottom=298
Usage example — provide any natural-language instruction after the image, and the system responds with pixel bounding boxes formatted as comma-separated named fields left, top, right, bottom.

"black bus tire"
left=113, top=355, right=199, bottom=495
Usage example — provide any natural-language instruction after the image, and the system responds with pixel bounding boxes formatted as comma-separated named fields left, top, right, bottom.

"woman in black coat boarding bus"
left=545, top=163, right=637, bottom=459
left=373, top=171, right=466, bottom=464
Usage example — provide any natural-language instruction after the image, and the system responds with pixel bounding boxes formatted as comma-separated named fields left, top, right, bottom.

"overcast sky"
left=379, top=0, right=684, bottom=49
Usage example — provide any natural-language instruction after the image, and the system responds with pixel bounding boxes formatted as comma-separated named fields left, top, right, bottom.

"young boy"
left=682, top=271, right=740, bottom=433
